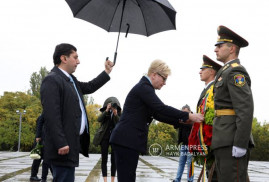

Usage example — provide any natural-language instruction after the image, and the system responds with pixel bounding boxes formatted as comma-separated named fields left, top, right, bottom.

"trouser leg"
left=101, top=140, right=109, bottom=177
left=112, top=144, right=139, bottom=182
left=174, top=145, right=188, bottom=182
left=31, top=159, right=42, bottom=177
left=111, top=145, right=116, bottom=176
left=51, top=165, right=75, bottom=182
left=41, top=161, right=50, bottom=180
left=214, top=146, right=249, bottom=182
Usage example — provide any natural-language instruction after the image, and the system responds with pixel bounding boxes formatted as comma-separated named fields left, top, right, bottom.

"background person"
left=30, top=114, right=44, bottom=182
left=110, top=59, right=204, bottom=182
left=30, top=113, right=53, bottom=182
left=97, top=97, right=121, bottom=182
left=212, top=25, right=254, bottom=182
left=40, top=43, right=113, bottom=182
left=173, top=104, right=194, bottom=182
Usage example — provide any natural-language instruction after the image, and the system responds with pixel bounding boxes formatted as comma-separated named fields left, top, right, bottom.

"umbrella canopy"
left=99, top=96, right=121, bottom=112
left=65, top=0, right=177, bottom=64
left=66, top=0, right=176, bottom=36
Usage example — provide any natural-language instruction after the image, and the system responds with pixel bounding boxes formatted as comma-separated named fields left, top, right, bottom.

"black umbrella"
left=65, top=0, right=177, bottom=65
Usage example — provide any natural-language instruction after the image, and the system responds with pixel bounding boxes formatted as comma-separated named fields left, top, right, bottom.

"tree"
left=0, top=92, right=41, bottom=151
left=29, top=67, right=49, bottom=99
left=250, top=118, right=269, bottom=161
left=0, top=119, right=34, bottom=151
left=83, top=95, right=89, bottom=105
left=86, top=103, right=102, bottom=153
left=148, top=121, right=178, bottom=156
left=88, top=96, right=94, bottom=105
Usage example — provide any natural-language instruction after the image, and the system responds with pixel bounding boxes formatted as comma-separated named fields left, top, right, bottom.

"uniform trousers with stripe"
left=214, top=146, right=250, bottom=182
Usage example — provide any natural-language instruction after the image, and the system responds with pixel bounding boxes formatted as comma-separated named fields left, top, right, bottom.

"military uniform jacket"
left=212, top=59, right=254, bottom=150
left=197, top=81, right=214, bottom=112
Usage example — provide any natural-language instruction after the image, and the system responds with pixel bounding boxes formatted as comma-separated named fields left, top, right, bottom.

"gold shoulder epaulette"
left=231, top=63, right=240, bottom=67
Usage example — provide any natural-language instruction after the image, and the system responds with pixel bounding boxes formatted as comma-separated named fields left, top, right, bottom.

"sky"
left=0, top=0, right=268, bottom=123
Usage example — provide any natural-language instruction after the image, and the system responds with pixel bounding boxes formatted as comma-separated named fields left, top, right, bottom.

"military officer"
left=212, top=25, right=254, bottom=182
left=198, top=55, right=222, bottom=107
left=198, top=55, right=221, bottom=182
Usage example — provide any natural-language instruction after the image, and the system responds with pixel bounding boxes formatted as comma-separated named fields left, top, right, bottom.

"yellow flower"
left=205, top=86, right=214, bottom=110
left=200, top=85, right=215, bottom=125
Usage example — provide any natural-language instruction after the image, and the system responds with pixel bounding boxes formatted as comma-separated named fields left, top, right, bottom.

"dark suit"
left=36, top=114, right=45, bottom=140
left=31, top=113, right=53, bottom=180
left=30, top=115, right=44, bottom=179
left=40, top=66, right=110, bottom=169
left=110, top=76, right=189, bottom=181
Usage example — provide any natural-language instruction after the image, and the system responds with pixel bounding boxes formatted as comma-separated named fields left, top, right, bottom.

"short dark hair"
left=226, top=42, right=240, bottom=56
left=53, top=43, right=77, bottom=65
left=182, top=104, right=191, bottom=111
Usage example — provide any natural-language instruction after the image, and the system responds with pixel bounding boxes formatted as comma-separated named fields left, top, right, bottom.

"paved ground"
left=0, top=151, right=268, bottom=182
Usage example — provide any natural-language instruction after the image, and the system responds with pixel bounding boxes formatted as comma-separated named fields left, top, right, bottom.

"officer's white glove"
left=232, top=146, right=246, bottom=158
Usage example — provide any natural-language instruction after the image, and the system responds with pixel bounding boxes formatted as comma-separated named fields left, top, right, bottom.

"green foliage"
left=148, top=121, right=178, bottom=156
left=86, top=103, right=102, bottom=153
left=204, top=108, right=214, bottom=125
left=193, top=148, right=215, bottom=167
left=29, top=67, right=49, bottom=99
left=0, top=120, right=18, bottom=151
left=30, top=141, right=43, bottom=156
left=250, top=118, right=269, bottom=161
left=0, top=92, right=41, bottom=151
left=83, top=95, right=89, bottom=105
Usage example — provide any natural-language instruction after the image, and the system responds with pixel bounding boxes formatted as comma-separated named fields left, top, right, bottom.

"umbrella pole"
left=114, top=0, right=127, bottom=66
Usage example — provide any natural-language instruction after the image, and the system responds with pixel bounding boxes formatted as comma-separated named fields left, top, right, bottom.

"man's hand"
left=188, top=113, right=204, bottom=123
left=105, top=60, right=114, bottom=74
left=232, top=146, right=247, bottom=158
left=36, top=138, right=41, bottom=142
left=58, top=146, right=69, bottom=155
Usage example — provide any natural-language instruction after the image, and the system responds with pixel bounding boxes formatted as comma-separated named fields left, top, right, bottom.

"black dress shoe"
left=30, top=176, right=41, bottom=181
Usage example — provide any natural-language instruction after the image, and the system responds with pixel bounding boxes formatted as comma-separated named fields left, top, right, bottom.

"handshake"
left=183, top=113, right=204, bottom=124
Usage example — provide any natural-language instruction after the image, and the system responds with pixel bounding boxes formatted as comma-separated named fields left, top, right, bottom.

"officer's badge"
left=223, top=64, right=229, bottom=71
left=231, top=63, right=239, bottom=67
left=234, top=74, right=245, bottom=87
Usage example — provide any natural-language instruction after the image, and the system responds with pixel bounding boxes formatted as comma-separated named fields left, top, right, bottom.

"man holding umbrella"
left=40, top=43, right=113, bottom=182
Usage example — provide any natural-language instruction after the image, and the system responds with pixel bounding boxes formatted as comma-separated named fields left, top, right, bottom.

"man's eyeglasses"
left=157, top=72, right=167, bottom=82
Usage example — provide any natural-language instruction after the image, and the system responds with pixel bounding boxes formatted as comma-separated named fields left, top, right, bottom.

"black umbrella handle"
left=113, top=0, right=126, bottom=67
left=105, top=54, right=116, bottom=67
left=125, top=23, right=130, bottom=38
left=113, top=52, right=117, bottom=66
